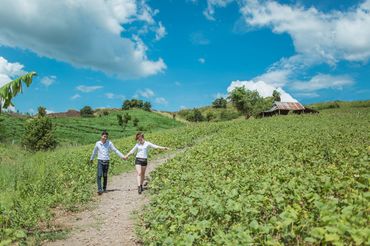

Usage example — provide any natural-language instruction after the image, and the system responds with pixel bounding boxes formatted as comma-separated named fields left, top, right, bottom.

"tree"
left=229, top=87, right=264, bottom=118
left=143, top=101, right=151, bottom=111
left=212, top=97, right=227, bottom=108
left=122, top=100, right=131, bottom=110
left=186, top=109, right=204, bottom=122
left=38, top=106, right=47, bottom=117
left=80, top=106, right=94, bottom=117
left=206, top=112, right=216, bottom=122
left=123, top=112, right=131, bottom=123
left=0, top=72, right=37, bottom=113
left=133, top=117, right=139, bottom=127
left=272, top=90, right=281, bottom=102
left=22, top=114, right=57, bottom=151
left=117, top=114, right=123, bottom=126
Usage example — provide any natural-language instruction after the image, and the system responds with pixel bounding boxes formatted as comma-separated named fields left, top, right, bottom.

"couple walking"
left=90, top=130, right=169, bottom=195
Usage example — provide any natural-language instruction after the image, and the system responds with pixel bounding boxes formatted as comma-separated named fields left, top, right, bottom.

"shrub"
left=80, top=106, right=94, bottom=117
left=22, top=116, right=57, bottom=151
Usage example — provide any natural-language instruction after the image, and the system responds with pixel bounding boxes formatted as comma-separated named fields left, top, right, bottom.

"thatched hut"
left=259, top=102, right=318, bottom=117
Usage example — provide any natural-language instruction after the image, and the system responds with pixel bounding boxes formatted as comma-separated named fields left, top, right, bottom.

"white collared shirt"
left=128, top=141, right=161, bottom=159
left=90, top=140, right=124, bottom=161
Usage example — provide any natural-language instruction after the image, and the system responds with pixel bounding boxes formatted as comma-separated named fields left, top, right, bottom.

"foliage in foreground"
left=140, top=108, right=370, bottom=245
left=0, top=122, right=224, bottom=244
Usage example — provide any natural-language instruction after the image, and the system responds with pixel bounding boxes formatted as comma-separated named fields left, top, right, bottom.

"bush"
left=185, top=109, right=204, bottom=122
left=133, top=117, right=139, bottom=127
left=80, top=106, right=94, bottom=117
left=212, top=97, right=227, bottom=108
left=220, top=110, right=240, bottom=121
left=22, top=116, right=57, bottom=151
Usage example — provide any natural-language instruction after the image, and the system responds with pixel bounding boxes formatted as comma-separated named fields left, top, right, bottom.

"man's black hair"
left=101, top=130, right=109, bottom=136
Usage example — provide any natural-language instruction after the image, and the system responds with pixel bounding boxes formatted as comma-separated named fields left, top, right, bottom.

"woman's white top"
left=128, top=141, right=161, bottom=159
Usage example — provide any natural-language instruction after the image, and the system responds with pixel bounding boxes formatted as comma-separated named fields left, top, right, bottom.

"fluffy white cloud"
left=0, top=0, right=166, bottom=79
left=0, top=56, right=25, bottom=87
left=291, top=74, right=354, bottom=92
left=227, top=80, right=298, bottom=102
left=241, top=0, right=370, bottom=64
left=155, top=97, right=168, bottom=104
left=76, top=85, right=103, bottom=93
left=40, top=76, right=56, bottom=87
left=137, top=88, right=155, bottom=98
left=204, top=0, right=234, bottom=20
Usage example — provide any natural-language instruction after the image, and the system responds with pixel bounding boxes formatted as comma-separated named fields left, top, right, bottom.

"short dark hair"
left=135, top=132, right=144, bottom=140
left=101, top=130, right=109, bottom=136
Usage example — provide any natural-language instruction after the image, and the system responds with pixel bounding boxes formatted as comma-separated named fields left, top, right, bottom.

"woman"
left=124, top=132, right=169, bottom=194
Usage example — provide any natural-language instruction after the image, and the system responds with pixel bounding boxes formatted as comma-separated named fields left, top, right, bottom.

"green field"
left=0, top=109, right=183, bottom=145
left=139, top=107, right=370, bottom=245
left=0, top=106, right=369, bottom=245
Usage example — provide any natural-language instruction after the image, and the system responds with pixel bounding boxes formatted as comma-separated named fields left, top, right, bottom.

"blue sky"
left=0, top=0, right=369, bottom=113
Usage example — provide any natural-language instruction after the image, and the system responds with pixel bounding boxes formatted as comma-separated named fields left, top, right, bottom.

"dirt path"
left=45, top=151, right=182, bottom=246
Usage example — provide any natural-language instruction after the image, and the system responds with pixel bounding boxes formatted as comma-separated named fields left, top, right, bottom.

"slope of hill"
left=0, top=109, right=183, bottom=145
left=306, top=99, right=370, bottom=110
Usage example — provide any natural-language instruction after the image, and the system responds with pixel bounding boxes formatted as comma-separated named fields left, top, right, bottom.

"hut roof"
left=273, top=102, right=305, bottom=111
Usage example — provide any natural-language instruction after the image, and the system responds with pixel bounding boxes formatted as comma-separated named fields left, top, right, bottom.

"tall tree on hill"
left=229, top=87, right=265, bottom=118
left=212, top=97, right=227, bottom=108
left=272, top=90, right=281, bottom=102
left=0, top=72, right=37, bottom=114
left=143, top=101, right=152, bottom=111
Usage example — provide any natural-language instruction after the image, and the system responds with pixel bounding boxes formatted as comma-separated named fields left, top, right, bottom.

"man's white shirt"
left=90, top=140, right=124, bottom=161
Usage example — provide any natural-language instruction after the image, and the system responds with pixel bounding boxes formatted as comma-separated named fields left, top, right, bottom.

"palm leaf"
left=0, top=71, right=37, bottom=112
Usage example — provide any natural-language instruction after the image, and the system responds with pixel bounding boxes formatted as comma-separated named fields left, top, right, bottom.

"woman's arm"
left=148, top=142, right=169, bottom=150
left=125, top=144, right=138, bottom=158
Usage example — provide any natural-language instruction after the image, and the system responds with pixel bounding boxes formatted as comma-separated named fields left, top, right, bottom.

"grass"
left=0, top=109, right=183, bottom=146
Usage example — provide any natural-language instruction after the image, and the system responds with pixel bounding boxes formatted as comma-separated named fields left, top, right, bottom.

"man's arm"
left=110, top=142, right=124, bottom=159
left=90, top=143, right=98, bottom=163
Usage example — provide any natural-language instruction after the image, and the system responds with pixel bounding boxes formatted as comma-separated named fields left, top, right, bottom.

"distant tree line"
left=122, top=99, right=151, bottom=111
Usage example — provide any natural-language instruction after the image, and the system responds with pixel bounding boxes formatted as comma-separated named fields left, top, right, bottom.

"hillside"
left=177, top=103, right=241, bottom=122
left=0, top=109, right=183, bottom=145
left=0, top=106, right=368, bottom=245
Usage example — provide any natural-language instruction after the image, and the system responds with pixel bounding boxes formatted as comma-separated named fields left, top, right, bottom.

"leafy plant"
left=0, top=72, right=37, bottom=113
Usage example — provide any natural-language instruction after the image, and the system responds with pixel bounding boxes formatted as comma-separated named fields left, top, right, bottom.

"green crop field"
left=139, top=107, right=370, bottom=245
left=0, top=106, right=369, bottom=245
left=0, top=122, right=224, bottom=244
left=0, top=109, right=183, bottom=146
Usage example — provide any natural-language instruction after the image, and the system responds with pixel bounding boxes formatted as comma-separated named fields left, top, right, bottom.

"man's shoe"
left=98, top=191, right=103, bottom=195
left=140, top=185, right=144, bottom=192
left=138, top=186, right=142, bottom=194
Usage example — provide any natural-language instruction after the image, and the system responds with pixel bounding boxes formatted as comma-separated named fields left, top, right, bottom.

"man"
left=90, top=130, right=125, bottom=195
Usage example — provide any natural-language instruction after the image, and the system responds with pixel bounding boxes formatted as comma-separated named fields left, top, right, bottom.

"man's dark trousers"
left=97, top=160, right=109, bottom=192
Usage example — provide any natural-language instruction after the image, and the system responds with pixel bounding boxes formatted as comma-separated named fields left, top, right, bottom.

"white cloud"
left=291, top=74, right=354, bottom=92
left=198, top=57, right=206, bottom=64
left=240, top=0, right=370, bottom=64
left=190, top=32, right=210, bottom=45
left=155, top=22, right=166, bottom=41
left=136, top=88, right=155, bottom=98
left=203, top=0, right=234, bottom=20
left=71, top=94, right=81, bottom=100
left=46, top=109, right=54, bottom=114
left=0, top=56, right=25, bottom=87
left=227, top=80, right=298, bottom=102
left=40, top=75, right=56, bottom=87
left=175, top=81, right=181, bottom=86
left=105, top=92, right=125, bottom=100
left=76, top=85, right=103, bottom=93
left=155, top=97, right=168, bottom=104
left=0, top=0, right=166, bottom=79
